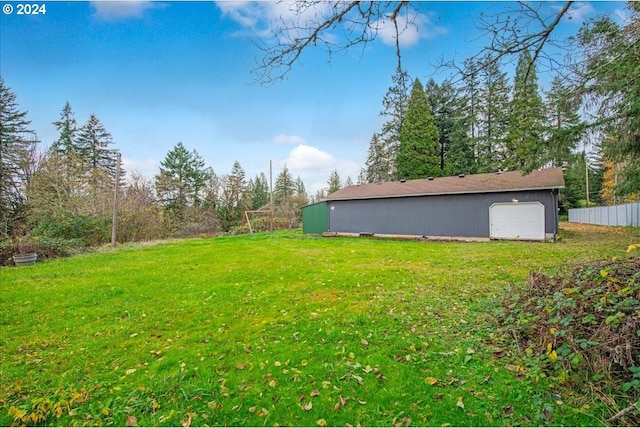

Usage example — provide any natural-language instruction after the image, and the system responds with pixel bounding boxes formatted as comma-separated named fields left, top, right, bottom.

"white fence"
left=568, top=202, right=640, bottom=227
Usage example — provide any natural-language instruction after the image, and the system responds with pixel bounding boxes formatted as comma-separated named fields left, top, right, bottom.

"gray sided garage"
left=305, top=168, right=564, bottom=241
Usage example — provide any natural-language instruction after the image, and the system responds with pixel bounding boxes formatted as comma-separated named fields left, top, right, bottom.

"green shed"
left=302, top=201, right=329, bottom=234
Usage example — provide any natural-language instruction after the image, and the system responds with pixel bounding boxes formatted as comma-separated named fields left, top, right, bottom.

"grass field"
left=0, top=223, right=637, bottom=426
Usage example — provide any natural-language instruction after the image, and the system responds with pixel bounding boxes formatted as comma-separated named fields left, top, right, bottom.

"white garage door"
left=490, top=202, right=545, bottom=241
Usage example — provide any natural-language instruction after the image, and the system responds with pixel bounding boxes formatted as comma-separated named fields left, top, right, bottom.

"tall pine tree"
left=327, top=169, right=342, bottom=194
left=397, top=78, right=440, bottom=179
left=477, top=58, right=510, bottom=172
left=248, top=172, right=269, bottom=210
left=379, top=67, right=410, bottom=180
left=217, top=161, right=248, bottom=231
left=544, top=76, right=583, bottom=168
left=155, top=142, right=210, bottom=213
left=0, top=78, right=37, bottom=237
left=51, top=102, right=78, bottom=156
left=461, top=58, right=481, bottom=167
left=76, top=114, right=121, bottom=180
left=578, top=3, right=640, bottom=196
left=365, top=133, right=391, bottom=182
left=425, top=78, right=465, bottom=175
left=504, top=48, right=545, bottom=172
left=274, top=165, right=295, bottom=204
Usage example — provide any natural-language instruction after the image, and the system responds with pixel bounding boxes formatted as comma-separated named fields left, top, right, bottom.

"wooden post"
left=269, top=160, right=274, bottom=232
left=111, top=151, right=120, bottom=248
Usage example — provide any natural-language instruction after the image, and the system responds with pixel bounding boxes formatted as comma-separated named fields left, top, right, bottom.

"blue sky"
left=0, top=1, right=626, bottom=193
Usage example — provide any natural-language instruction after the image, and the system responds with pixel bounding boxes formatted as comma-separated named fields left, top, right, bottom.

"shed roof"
left=325, top=168, right=565, bottom=201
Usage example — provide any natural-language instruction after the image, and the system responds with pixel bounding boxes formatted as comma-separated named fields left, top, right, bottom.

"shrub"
left=0, top=236, right=85, bottom=266
left=497, top=252, right=640, bottom=425
left=31, top=214, right=110, bottom=247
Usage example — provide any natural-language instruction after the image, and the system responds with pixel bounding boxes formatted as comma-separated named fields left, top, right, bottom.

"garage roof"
left=325, top=168, right=565, bottom=201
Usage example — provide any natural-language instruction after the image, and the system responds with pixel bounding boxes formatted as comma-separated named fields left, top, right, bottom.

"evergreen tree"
left=155, top=142, right=211, bottom=214
left=217, top=161, right=248, bottom=231
left=461, top=58, right=481, bottom=167
left=344, top=176, right=354, bottom=187
left=274, top=165, right=295, bottom=204
left=425, top=78, right=464, bottom=174
left=544, top=76, right=584, bottom=168
left=504, top=48, right=545, bottom=172
left=249, top=172, right=269, bottom=209
left=0, top=78, right=37, bottom=237
left=446, top=131, right=475, bottom=175
left=294, top=176, right=307, bottom=199
left=51, top=102, right=78, bottom=156
left=365, top=133, right=391, bottom=182
left=477, top=58, right=510, bottom=172
left=397, top=78, right=440, bottom=179
left=357, top=168, right=367, bottom=185
left=578, top=4, right=640, bottom=195
left=379, top=67, right=411, bottom=179
left=76, top=114, right=121, bottom=180
left=560, top=152, right=588, bottom=211
left=327, top=169, right=342, bottom=194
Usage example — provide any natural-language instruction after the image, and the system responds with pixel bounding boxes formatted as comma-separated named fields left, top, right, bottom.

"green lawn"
left=0, top=223, right=637, bottom=426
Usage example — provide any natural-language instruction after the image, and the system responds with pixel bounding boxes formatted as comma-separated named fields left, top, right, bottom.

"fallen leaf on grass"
left=316, top=418, right=327, bottom=427
left=425, top=377, right=438, bottom=385
left=311, top=389, right=320, bottom=397
left=182, top=412, right=194, bottom=428
left=302, top=402, right=313, bottom=411
left=393, top=416, right=411, bottom=427
left=125, top=415, right=137, bottom=427
left=334, top=396, right=347, bottom=410
left=125, top=369, right=136, bottom=375
left=505, top=364, right=525, bottom=373
left=502, top=405, right=514, bottom=415
left=456, top=397, right=465, bottom=410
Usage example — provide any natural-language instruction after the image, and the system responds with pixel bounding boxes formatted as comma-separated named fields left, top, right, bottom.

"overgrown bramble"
left=498, top=254, right=640, bottom=425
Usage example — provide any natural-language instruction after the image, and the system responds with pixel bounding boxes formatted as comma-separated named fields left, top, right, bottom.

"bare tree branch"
left=474, top=1, right=573, bottom=78
left=252, top=1, right=410, bottom=85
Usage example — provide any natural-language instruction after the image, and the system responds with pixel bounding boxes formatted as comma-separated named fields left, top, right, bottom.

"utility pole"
left=269, top=160, right=274, bottom=232
left=585, top=151, right=590, bottom=208
left=111, top=151, right=121, bottom=248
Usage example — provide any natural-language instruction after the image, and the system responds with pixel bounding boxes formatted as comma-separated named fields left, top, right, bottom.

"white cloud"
left=284, top=144, right=336, bottom=170
left=122, top=156, right=159, bottom=178
left=216, top=2, right=446, bottom=48
left=273, top=134, right=305, bottom=145
left=553, top=2, right=596, bottom=23
left=216, top=1, right=308, bottom=38
left=90, top=1, right=161, bottom=22
left=374, top=12, right=447, bottom=48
